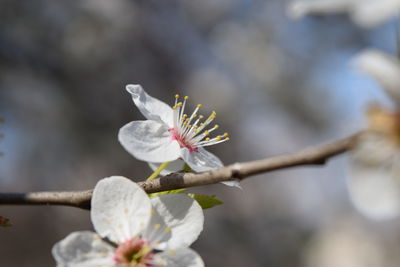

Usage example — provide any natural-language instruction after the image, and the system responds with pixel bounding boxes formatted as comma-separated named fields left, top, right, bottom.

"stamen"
left=170, top=94, right=229, bottom=151
left=180, top=97, right=188, bottom=120
left=174, top=94, right=179, bottom=107
left=185, top=104, right=202, bottom=130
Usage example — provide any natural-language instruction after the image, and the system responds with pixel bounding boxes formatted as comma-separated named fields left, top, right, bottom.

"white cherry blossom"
left=52, top=176, right=205, bottom=266
left=118, top=84, right=240, bottom=187
left=346, top=51, right=400, bottom=219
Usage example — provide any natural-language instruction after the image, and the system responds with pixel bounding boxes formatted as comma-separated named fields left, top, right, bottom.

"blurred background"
left=0, top=0, right=399, bottom=266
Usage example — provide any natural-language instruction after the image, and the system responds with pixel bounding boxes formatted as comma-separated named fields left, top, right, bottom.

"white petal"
left=181, top=147, right=241, bottom=187
left=220, top=179, right=242, bottom=188
left=348, top=162, right=400, bottom=220
left=141, top=207, right=172, bottom=250
left=52, top=231, right=115, bottom=267
left=151, top=194, right=203, bottom=249
left=148, top=160, right=186, bottom=176
left=118, top=120, right=181, bottom=163
left=91, top=176, right=152, bottom=243
left=126, top=84, right=174, bottom=127
left=152, top=248, right=204, bottom=267
left=348, top=133, right=400, bottom=220
left=181, top=147, right=223, bottom=172
left=352, top=0, right=400, bottom=27
left=353, top=50, right=400, bottom=106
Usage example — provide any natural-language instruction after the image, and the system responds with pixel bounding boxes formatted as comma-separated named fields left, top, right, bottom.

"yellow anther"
left=216, top=136, right=222, bottom=141
left=199, top=115, right=204, bottom=119
left=193, top=114, right=197, bottom=118
left=177, top=102, right=183, bottom=107
left=184, top=96, right=189, bottom=100
left=168, top=250, right=176, bottom=255
left=197, top=104, right=202, bottom=108
left=209, top=111, right=216, bottom=119
left=172, top=106, right=177, bottom=110
left=154, top=224, right=161, bottom=230
left=214, top=124, right=219, bottom=129
left=194, top=125, right=198, bottom=128
left=225, top=137, right=230, bottom=141
left=223, top=132, right=229, bottom=137
left=205, top=137, right=210, bottom=141
left=165, top=227, right=172, bottom=233
left=150, top=209, right=155, bottom=216
left=204, top=130, right=210, bottom=136
left=175, top=94, right=179, bottom=98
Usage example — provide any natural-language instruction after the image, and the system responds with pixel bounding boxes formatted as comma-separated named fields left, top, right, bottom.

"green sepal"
left=182, top=164, right=193, bottom=172
left=148, top=189, right=186, bottom=198
left=187, top=193, right=224, bottom=209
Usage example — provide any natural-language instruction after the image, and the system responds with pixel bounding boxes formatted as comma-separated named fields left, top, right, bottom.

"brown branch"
left=0, top=132, right=360, bottom=209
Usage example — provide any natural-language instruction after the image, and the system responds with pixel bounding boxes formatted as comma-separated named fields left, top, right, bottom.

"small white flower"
left=344, top=50, right=400, bottom=220
left=288, top=0, right=400, bottom=28
left=118, top=84, right=240, bottom=187
left=52, top=176, right=205, bottom=266
left=348, top=107, right=400, bottom=219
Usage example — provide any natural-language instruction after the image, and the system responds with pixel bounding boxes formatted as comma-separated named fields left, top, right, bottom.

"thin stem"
left=0, top=132, right=361, bottom=209
left=146, top=161, right=171, bottom=181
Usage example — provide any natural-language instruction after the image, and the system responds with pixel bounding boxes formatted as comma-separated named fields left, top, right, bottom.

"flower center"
left=367, top=104, right=400, bottom=145
left=170, top=94, right=229, bottom=151
left=114, top=237, right=153, bottom=267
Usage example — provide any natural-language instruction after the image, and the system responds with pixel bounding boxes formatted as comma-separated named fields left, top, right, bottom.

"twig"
left=0, top=133, right=360, bottom=209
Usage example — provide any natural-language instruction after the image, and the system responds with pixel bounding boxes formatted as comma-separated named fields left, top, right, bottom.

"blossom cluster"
left=52, top=85, right=240, bottom=265
left=53, top=176, right=205, bottom=266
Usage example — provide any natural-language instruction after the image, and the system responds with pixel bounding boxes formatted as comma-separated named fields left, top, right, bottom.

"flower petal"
left=348, top=133, right=400, bottom=220
left=353, top=50, right=400, bottom=106
left=351, top=0, right=400, bottom=28
left=152, top=248, right=204, bottom=267
left=119, top=120, right=181, bottom=163
left=52, top=231, right=115, bottom=267
left=91, top=176, right=152, bottom=243
left=181, top=147, right=241, bottom=187
left=148, top=160, right=186, bottom=176
left=150, top=194, right=203, bottom=249
left=141, top=206, right=172, bottom=250
left=181, top=147, right=223, bottom=172
left=126, top=84, right=174, bottom=127
left=348, top=161, right=400, bottom=220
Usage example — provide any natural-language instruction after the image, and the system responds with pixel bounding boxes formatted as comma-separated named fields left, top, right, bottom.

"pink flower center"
left=169, top=94, right=230, bottom=151
left=114, top=238, right=153, bottom=267
left=169, top=128, right=197, bottom=152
